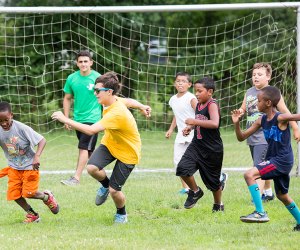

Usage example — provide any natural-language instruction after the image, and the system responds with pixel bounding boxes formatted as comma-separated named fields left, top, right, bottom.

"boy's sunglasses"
left=94, top=88, right=113, bottom=94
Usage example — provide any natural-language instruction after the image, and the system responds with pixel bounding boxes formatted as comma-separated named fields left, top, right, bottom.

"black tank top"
left=193, top=99, right=223, bottom=152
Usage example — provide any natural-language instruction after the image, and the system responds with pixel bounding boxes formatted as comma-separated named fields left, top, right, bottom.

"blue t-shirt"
left=261, top=112, right=293, bottom=173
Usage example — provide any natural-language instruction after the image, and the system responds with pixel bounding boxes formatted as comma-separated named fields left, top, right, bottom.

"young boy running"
left=176, top=77, right=224, bottom=212
left=0, top=101, right=59, bottom=223
left=52, top=71, right=149, bottom=224
left=232, top=86, right=300, bottom=231
left=238, top=63, right=300, bottom=201
left=165, top=72, right=198, bottom=194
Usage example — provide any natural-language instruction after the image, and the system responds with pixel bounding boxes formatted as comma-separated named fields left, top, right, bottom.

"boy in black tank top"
left=176, top=77, right=225, bottom=212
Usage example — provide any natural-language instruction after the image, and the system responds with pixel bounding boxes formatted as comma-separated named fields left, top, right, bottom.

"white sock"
left=264, top=188, right=273, bottom=196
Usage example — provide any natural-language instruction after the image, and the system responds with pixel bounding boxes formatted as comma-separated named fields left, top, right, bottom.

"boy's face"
left=76, top=56, right=93, bottom=73
left=174, top=76, right=192, bottom=94
left=252, top=68, right=270, bottom=90
left=94, top=82, right=113, bottom=105
left=257, top=92, right=270, bottom=112
left=0, top=111, right=13, bottom=131
left=194, top=83, right=212, bottom=104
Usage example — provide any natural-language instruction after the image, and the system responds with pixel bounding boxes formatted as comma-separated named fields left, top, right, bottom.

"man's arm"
left=51, top=111, right=104, bottom=135
left=63, top=94, right=73, bottom=130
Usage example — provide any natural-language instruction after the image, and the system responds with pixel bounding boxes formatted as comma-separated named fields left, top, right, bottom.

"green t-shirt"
left=64, top=70, right=102, bottom=123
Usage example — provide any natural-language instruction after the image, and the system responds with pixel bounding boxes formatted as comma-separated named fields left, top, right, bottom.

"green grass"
left=0, top=131, right=300, bottom=249
left=0, top=172, right=300, bottom=249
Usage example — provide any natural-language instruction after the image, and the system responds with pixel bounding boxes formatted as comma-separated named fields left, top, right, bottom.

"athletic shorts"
left=7, top=167, right=40, bottom=200
left=88, top=144, right=134, bottom=191
left=76, top=123, right=98, bottom=152
left=256, top=160, right=291, bottom=195
left=176, top=143, right=223, bottom=191
left=249, top=144, right=268, bottom=165
left=173, top=142, right=191, bottom=168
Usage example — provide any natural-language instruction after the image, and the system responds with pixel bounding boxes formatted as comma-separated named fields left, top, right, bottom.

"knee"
left=243, top=170, right=252, bottom=180
left=86, top=164, right=98, bottom=175
left=109, top=187, right=118, bottom=197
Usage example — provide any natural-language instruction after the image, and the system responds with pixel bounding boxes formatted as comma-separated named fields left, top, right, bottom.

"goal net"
left=0, top=10, right=297, bottom=171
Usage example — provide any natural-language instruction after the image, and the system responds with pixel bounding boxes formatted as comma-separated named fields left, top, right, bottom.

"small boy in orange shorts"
left=0, top=101, right=59, bottom=223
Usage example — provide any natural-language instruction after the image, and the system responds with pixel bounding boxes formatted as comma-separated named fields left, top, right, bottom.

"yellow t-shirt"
left=99, top=98, right=141, bottom=164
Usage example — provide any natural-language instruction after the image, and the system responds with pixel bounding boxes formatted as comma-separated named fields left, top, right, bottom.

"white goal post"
left=0, top=3, right=300, bottom=174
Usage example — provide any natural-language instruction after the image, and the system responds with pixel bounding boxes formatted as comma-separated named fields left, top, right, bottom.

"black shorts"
left=176, top=143, right=223, bottom=191
left=76, top=123, right=98, bottom=152
left=88, top=144, right=135, bottom=191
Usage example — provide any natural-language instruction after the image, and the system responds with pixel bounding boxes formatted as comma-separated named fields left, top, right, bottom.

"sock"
left=264, top=188, right=273, bottom=196
left=43, top=194, right=49, bottom=202
left=117, top=206, right=126, bottom=215
left=27, top=207, right=38, bottom=216
left=286, top=201, right=300, bottom=224
left=249, top=183, right=264, bottom=213
left=100, top=176, right=110, bottom=188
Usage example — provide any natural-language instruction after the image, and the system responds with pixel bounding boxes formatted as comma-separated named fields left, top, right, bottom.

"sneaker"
left=293, top=224, right=300, bottom=231
left=220, top=172, right=228, bottom=191
left=23, top=213, right=40, bottom=223
left=212, top=203, right=224, bottom=212
left=43, top=190, right=59, bottom=214
left=178, top=188, right=189, bottom=195
left=114, top=214, right=128, bottom=224
left=95, top=186, right=109, bottom=206
left=262, top=193, right=275, bottom=202
left=61, top=176, right=79, bottom=186
left=240, top=211, right=270, bottom=223
left=184, top=187, right=204, bottom=209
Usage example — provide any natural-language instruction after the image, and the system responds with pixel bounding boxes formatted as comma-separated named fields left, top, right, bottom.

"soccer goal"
left=0, top=3, right=299, bottom=174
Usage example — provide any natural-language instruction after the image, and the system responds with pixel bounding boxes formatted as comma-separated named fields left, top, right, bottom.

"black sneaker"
left=212, top=203, right=224, bottom=212
left=293, top=224, right=300, bottom=231
left=262, top=193, right=275, bottom=202
left=184, top=187, right=204, bottom=209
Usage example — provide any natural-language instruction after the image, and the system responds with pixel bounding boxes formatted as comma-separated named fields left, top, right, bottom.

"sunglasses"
left=94, top=87, right=113, bottom=94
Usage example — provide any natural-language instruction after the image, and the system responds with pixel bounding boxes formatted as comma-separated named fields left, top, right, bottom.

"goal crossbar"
left=0, top=3, right=300, bottom=14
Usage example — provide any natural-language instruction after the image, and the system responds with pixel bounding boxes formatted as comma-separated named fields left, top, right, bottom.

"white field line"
left=40, top=167, right=249, bottom=175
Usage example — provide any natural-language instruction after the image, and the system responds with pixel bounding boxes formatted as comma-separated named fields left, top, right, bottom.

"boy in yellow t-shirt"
left=52, top=71, right=150, bottom=224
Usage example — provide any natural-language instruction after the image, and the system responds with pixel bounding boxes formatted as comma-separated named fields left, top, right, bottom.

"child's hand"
left=139, top=105, right=152, bottom=118
left=182, top=126, right=192, bottom=136
left=32, top=155, right=40, bottom=171
left=231, top=109, right=242, bottom=124
left=165, top=129, right=173, bottom=139
left=185, top=118, right=195, bottom=126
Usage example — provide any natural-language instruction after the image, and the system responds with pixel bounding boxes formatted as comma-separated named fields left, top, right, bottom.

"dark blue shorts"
left=256, top=160, right=290, bottom=195
left=87, top=144, right=135, bottom=191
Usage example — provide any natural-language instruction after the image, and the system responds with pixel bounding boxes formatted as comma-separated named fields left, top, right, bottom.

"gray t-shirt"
left=245, top=86, right=267, bottom=145
left=0, top=120, right=44, bottom=170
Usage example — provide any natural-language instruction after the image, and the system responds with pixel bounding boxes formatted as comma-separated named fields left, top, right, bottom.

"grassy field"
left=0, top=131, right=300, bottom=249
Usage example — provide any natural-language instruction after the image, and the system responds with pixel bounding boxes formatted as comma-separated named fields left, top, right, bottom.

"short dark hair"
left=260, top=86, right=281, bottom=107
left=76, top=50, right=92, bottom=61
left=0, top=101, right=11, bottom=113
left=175, top=72, right=192, bottom=83
left=95, top=71, right=121, bottom=95
left=194, top=77, right=215, bottom=92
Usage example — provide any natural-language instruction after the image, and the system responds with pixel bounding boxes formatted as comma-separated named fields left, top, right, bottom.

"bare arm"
left=165, top=116, right=177, bottom=139
left=63, top=94, right=73, bottom=130
left=277, top=95, right=300, bottom=142
left=121, top=98, right=151, bottom=118
left=32, top=138, right=46, bottom=170
left=185, top=102, right=219, bottom=129
left=238, top=94, right=246, bottom=116
left=231, top=109, right=261, bottom=141
left=51, top=111, right=104, bottom=135
left=190, top=98, right=198, bottom=110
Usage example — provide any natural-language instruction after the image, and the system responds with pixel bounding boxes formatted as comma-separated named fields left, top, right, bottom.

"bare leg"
left=180, top=177, right=189, bottom=189
left=86, top=164, right=107, bottom=181
left=74, top=149, right=89, bottom=181
left=15, top=197, right=31, bottom=211
left=110, top=187, right=125, bottom=208
left=212, top=188, right=222, bottom=205
left=181, top=176, right=198, bottom=192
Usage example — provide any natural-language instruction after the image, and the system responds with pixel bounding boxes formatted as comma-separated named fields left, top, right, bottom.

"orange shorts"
left=7, top=167, right=40, bottom=201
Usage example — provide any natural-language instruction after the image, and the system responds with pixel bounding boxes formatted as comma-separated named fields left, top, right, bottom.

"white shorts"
left=174, top=142, right=191, bottom=168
